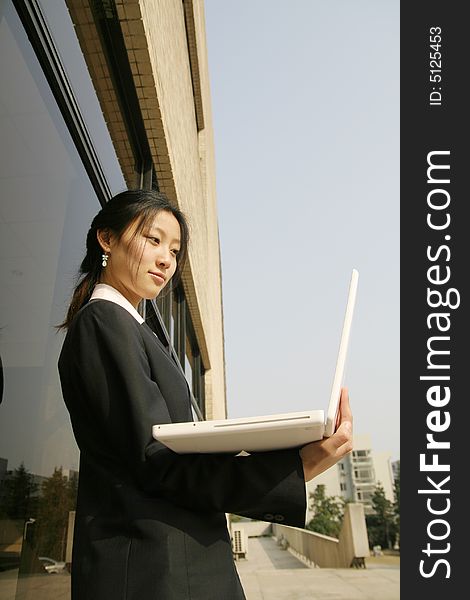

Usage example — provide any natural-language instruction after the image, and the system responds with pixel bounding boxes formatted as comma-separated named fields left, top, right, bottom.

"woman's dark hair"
left=58, top=189, right=189, bottom=330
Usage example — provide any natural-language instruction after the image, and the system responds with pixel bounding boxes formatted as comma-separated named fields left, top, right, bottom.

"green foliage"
left=35, top=467, right=78, bottom=560
left=366, top=482, right=398, bottom=550
left=306, top=485, right=344, bottom=538
left=0, top=462, right=38, bottom=520
left=393, top=464, right=400, bottom=538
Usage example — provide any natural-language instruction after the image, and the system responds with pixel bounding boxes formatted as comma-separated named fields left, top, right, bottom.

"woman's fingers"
left=331, top=390, right=353, bottom=456
left=335, top=387, right=352, bottom=431
left=339, top=387, right=352, bottom=423
left=324, top=420, right=353, bottom=456
left=300, top=389, right=353, bottom=481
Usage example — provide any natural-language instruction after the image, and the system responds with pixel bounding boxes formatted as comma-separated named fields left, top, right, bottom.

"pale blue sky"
left=204, top=0, right=400, bottom=460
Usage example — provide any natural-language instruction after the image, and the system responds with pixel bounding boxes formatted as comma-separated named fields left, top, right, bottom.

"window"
left=358, top=470, right=372, bottom=479
left=0, top=6, right=209, bottom=598
left=150, top=289, right=206, bottom=419
left=353, top=449, right=369, bottom=458
left=0, top=1, right=123, bottom=595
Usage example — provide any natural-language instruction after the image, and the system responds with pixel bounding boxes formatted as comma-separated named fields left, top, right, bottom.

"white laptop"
left=152, top=269, right=359, bottom=454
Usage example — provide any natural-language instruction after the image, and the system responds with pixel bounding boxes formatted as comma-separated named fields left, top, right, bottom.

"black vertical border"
left=401, top=1, right=467, bottom=596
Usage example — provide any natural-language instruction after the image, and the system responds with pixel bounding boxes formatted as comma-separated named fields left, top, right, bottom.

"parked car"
left=38, top=556, right=67, bottom=574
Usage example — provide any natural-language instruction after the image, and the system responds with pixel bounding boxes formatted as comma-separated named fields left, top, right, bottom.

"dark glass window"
left=0, top=2, right=207, bottom=597
left=0, top=1, right=123, bottom=596
left=36, top=0, right=124, bottom=193
left=149, top=291, right=206, bottom=420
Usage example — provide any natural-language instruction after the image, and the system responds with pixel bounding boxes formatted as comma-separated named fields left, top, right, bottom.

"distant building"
left=306, top=434, right=396, bottom=519
left=0, top=458, right=8, bottom=506
left=62, top=468, right=79, bottom=482
left=0, top=458, right=7, bottom=485
left=0, top=459, right=49, bottom=501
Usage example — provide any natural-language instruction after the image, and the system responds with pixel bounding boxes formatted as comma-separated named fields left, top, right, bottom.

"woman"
left=58, top=189, right=353, bottom=600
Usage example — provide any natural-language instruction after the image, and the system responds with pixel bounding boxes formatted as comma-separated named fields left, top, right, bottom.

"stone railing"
left=272, top=503, right=370, bottom=568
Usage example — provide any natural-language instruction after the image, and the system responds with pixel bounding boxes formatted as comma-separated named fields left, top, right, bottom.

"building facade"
left=306, top=434, right=397, bottom=520
left=0, top=0, right=225, bottom=595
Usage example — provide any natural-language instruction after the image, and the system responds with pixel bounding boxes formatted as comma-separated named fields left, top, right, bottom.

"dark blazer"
left=58, top=299, right=307, bottom=600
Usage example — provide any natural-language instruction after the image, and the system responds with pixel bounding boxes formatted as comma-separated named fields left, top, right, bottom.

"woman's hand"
left=299, top=388, right=353, bottom=482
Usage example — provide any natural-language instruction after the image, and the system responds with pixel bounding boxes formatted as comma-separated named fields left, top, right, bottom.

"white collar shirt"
left=89, top=283, right=145, bottom=324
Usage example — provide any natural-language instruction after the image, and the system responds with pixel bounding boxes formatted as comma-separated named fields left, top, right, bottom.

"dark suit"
left=58, top=299, right=307, bottom=599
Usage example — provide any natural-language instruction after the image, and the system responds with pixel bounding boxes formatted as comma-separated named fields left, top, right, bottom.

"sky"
left=204, top=0, right=400, bottom=461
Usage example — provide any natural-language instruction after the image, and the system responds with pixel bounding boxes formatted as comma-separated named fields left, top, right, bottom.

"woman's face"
left=98, top=210, right=181, bottom=308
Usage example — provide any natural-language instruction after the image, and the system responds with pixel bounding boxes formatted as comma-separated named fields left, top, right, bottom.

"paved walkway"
left=0, top=569, right=70, bottom=600
left=235, top=536, right=400, bottom=600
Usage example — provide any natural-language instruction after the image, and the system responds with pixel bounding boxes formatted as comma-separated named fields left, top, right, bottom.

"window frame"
left=13, top=0, right=111, bottom=206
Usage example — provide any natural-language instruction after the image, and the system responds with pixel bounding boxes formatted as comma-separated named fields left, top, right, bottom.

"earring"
left=101, top=253, right=109, bottom=268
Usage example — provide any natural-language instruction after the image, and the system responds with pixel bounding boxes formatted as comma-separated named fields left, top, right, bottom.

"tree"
left=366, top=482, right=396, bottom=550
left=0, top=462, right=38, bottom=520
left=306, top=484, right=344, bottom=538
left=393, top=464, right=400, bottom=549
left=35, top=467, right=77, bottom=560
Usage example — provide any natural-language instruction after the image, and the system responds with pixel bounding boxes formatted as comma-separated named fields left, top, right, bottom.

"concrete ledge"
left=273, top=503, right=370, bottom=568
left=235, top=537, right=399, bottom=600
